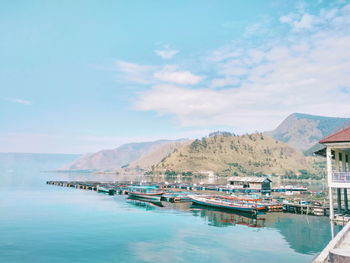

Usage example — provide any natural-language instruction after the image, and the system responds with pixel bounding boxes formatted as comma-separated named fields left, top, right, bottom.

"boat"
left=225, top=194, right=283, bottom=212
left=96, top=186, right=114, bottom=195
left=188, top=195, right=266, bottom=214
left=128, top=191, right=164, bottom=200
left=127, top=186, right=164, bottom=200
left=162, top=192, right=192, bottom=202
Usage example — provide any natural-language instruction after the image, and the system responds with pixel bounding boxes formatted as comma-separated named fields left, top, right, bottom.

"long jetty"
left=46, top=180, right=307, bottom=194
left=46, top=180, right=330, bottom=216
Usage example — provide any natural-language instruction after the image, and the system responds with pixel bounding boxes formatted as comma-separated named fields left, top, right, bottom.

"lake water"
left=0, top=153, right=342, bottom=263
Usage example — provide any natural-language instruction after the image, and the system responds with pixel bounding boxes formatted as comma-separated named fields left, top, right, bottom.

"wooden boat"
left=128, top=191, right=164, bottom=200
left=127, top=186, right=164, bottom=200
left=188, top=195, right=266, bottom=214
left=97, top=186, right=113, bottom=195
left=222, top=194, right=262, bottom=202
left=162, top=192, right=192, bottom=202
left=224, top=195, right=283, bottom=212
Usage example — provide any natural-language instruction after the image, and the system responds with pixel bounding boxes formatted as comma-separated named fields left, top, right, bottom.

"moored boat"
left=127, top=186, right=164, bottom=200
left=128, top=191, right=164, bottom=200
left=162, top=192, right=192, bottom=202
left=225, top=194, right=283, bottom=212
left=188, top=195, right=266, bottom=214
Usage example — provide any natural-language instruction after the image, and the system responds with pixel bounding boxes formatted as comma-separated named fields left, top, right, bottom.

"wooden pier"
left=46, top=180, right=308, bottom=194
left=283, top=203, right=329, bottom=216
left=46, top=180, right=330, bottom=216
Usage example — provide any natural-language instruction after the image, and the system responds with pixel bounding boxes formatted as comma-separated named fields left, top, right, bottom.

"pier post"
left=327, top=147, right=335, bottom=220
left=344, top=188, right=348, bottom=213
left=337, top=188, right=342, bottom=213
left=330, top=220, right=335, bottom=239
left=344, top=153, right=349, bottom=214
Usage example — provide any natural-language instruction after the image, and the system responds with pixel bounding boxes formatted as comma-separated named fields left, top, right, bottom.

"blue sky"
left=1, top=0, right=350, bottom=153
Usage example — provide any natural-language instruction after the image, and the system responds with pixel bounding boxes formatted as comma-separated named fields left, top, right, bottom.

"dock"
left=46, top=180, right=308, bottom=194
left=46, top=180, right=330, bottom=216
left=283, top=203, right=329, bottom=217
left=313, top=220, right=350, bottom=263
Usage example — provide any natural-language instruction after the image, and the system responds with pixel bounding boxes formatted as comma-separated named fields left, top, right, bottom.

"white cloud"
left=280, top=13, right=319, bottom=31
left=211, top=77, right=240, bottom=88
left=134, top=3, right=350, bottom=132
left=115, top=60, right=154, bottom=84
left=280, top=3, right=350, bottom=32
left=247, top=49, right=265, bottom=64
left=320, top=8, right=338, bottom=21
left=135, top=85, right=233, bottom=125
left=244, top=23, right=264, bottom=36
left=115, top=61, right=203, bottom=86
left=280, top=14, right=294, bottom=24
left=155, top=48, right=179, bottom=59
left=208, top=46, right=242, bottom=62
left=243, top=16, right=274, bottom=38
left=219, top=63, right=247, bottom=76
left=153, top=65, right=203, bottom=85
left=1, top=97, right=32, bottom=105
left=265, top=47, right=291, bottom=61
left=293, top=13, right=317, bottom=31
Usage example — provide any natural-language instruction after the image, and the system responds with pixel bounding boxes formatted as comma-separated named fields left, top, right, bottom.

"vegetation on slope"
left=150, top=133, right=319, bottom=178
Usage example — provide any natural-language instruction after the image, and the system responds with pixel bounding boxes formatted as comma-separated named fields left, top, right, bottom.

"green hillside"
left=150, top=133, right=318, bottom=178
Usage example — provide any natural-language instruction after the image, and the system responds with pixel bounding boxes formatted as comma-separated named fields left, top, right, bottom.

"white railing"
left=332, top=172, right=350, bottom=183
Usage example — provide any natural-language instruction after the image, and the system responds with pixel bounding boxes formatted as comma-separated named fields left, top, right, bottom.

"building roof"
left=227, top=177, right=271, bottom=183
left=319, top=126, right=350, bottom=144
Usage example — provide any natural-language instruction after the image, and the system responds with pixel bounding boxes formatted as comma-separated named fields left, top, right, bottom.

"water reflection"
left=126, top=197, right=164, bottom=210
left=0, top=153, right=339, bottom=263
left=190, top=205, right=266, bottom=228
left=122, top=196, right=342, bottom=256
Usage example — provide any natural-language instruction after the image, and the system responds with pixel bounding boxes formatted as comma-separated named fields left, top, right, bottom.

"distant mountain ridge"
left=267, top=113, right=350, bottom=152
left=60, top=113, right=350, bottom=174
left=150, top=133, right=316, bottom=177
left=127, top=140, right=190, bottom=170
left=61, top=139, right=186, bottom=171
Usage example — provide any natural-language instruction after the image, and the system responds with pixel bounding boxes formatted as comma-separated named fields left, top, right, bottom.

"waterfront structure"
left=317, top=126, right=350, bottom=220
left=227, top=177, right=271, bottom=191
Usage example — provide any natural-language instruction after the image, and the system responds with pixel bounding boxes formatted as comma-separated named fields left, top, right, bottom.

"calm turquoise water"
left=0, top=153, right=342, bottom=263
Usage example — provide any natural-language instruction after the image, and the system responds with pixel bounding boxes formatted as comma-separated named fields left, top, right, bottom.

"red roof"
left=319, top=126, right=350, bottom=143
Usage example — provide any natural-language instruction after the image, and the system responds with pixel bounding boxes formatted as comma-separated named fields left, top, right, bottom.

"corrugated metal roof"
left=227, top=177, right=271, bottom=183
left=319, top=126, right=350, bottom=144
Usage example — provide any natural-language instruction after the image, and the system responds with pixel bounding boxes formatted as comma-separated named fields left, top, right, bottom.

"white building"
left=317, top=126, right=350, bottom=220
left=227, top=177, right=271, bottom=191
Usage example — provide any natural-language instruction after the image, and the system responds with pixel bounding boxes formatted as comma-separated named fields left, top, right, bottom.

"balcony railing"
left=332, top=172, right=350, bottom=183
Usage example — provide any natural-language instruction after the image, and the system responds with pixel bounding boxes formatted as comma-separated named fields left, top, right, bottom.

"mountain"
left=150, top=133, right=316, bottom=177
left=61, top=139, right=185, bottom=171
left=127, top=140, right=190, bottom=170
left=267, top=113, right=350, bottom=152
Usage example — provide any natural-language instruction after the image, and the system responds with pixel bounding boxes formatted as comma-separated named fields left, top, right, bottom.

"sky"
left=1, top=0, right=350, bottom=154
